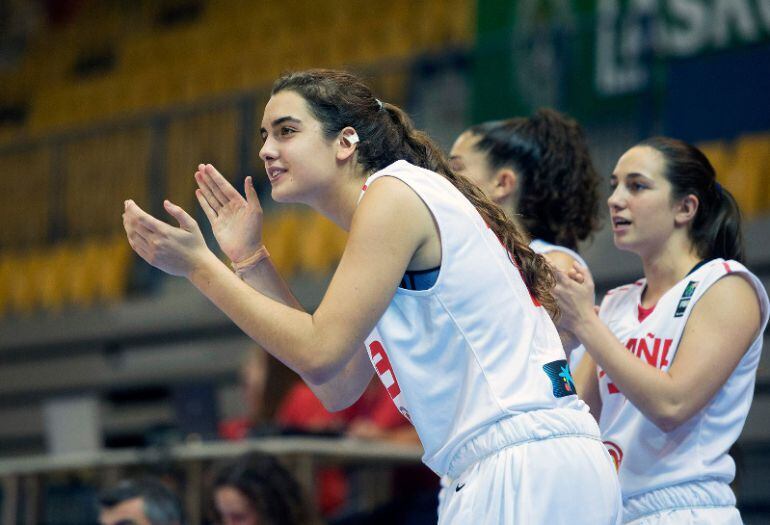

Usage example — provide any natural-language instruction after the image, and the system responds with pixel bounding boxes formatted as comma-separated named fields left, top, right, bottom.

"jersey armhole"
left=365, top=174, right=445, bottom=293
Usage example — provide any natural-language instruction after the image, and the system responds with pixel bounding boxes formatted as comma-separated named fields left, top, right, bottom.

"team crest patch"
left=674, top=280, right=698, bottom=317
left=542, top=360, right=577, bottom=398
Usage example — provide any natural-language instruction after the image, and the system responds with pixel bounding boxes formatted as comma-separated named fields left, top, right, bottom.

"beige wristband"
left=231, top=245, right=270, bottom=276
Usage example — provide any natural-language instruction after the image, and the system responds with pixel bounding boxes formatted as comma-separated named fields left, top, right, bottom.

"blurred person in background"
left=122, top=69, right=621, bottom=524
left=218, top=347, right=275, bottom=440
left=449, top=108, right=601, bottom=369
left=219, top=344, right=427, bottom=519
left=217, top=344, right=349, bottom=517
left=554, top=137, right=769, bottom=524
left=208, top=452, right=322, bottom=525
left=98, top=477, right=183, bottom=525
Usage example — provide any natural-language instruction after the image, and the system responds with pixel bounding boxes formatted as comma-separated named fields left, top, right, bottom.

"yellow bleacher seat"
left=0, top=253, right=12, bottom=315
left=699, top=140, right=731, bottom=180
left=300, top=213, right=347, bottom=275
left=0, top=148, right=51, bottom=247
left=0, top=236, right=132, bottom=315
left=67, top=239, right=102, bottom=308
left=262, top=209, right=302, bottom=278
left=166, top=108, right=238, bottom=213
left=7, top=251, right=39, bottom=315
left=0, top=0, right=485, bottom=314
left=43, top=242, right=82, bottom=311
left=14, top=0, right=479, bottom=136
left=38, top=244, right=70, bottom=313
left=95, top=235, right=132, bottom=303
left=61, top=127, right=151, bottom=238
left=728, top=134, right=770, bottom=217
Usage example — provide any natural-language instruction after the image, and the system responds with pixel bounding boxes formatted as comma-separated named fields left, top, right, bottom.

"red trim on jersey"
left=637, top=303, right=656, bottom=322
left=723, top=262, right=732, bottom=273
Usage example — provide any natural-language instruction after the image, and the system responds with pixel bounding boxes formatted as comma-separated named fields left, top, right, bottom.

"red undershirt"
left=635, top=259, right=720, bottom=323
left=637, top=303, right=656, bottom=322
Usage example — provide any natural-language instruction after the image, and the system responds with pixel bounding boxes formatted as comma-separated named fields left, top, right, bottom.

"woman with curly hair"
left=209, top=452, right=321, bottom=525
left=449, top=109, right=601, bottom=365
left=122, top=69, right=620, bottom=523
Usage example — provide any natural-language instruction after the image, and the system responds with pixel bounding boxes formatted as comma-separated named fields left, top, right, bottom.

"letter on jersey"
left=368, top=340, right=402, bottom=399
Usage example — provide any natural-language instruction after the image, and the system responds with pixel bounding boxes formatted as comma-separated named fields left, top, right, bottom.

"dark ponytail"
left=469, top=108, right=601, bottom=250
left=272, top=70, right=558, bottom=318
left=638, top=137, right=745, bottom=263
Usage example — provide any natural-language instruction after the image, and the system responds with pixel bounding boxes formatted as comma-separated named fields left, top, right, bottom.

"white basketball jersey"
left=597, top=259, right=769, bottom=498
left=360, top=160, right=588, bottom=476
left=529, top=238, right=588, bottom=269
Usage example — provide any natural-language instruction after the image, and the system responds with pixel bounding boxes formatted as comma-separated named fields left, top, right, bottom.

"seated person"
left=219, top=346, right=428, bottom=519
left=219, top=347, right=272, bottom=440
left=98, top=477, right=183, bottom=525
left=208, top=452, right=322, bottom=525
left=220, top=347, right=421, bottom=441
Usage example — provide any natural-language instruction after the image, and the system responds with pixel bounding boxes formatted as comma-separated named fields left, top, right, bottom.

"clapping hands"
left=122, top=198, right=212, bottom=277
left=194, top=164, right=263, bottom=264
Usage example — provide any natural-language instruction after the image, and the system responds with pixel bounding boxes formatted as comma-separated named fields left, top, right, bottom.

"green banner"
left=472, top=0, right=770, bottom=123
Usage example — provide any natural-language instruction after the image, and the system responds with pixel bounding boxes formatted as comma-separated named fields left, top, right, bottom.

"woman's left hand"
left=553, top=262, right=597, bottom=333
left=122, top=199, right=214, bottom=278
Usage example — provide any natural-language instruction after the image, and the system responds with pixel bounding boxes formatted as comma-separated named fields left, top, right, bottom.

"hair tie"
left=375, top=98, right=384, bottom=111
left=231, top=245, right=270, bottom=277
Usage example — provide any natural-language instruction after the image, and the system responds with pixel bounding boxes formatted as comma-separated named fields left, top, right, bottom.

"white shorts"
left=437, top=409, right=622, bottom=524
left=623, top=480, right=741, bottom=525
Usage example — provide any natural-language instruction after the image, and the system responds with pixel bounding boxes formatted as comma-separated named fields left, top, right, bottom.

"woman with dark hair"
left=122, top=69, right=620, bottom=524
left=209, top=452, right=320, bottom=525
left=554, top=137, right=769, bottom=524
left=450, top=109, right=601, bottom=258
left=449, top=109, right=601, bottom=366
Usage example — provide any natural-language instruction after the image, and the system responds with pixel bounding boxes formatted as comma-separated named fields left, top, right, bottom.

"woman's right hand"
left=553, top=262, right=597, bottom=334
left=195, top=164, right=264, bottom=263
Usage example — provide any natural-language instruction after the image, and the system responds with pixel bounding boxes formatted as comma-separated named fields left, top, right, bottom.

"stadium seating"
left=0, top=0, right=471, bottom=314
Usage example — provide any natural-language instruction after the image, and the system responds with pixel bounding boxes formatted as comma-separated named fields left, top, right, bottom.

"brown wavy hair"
left=468, top=108, right=601, bottom=250
left=272, top=69, right=558, bottom=318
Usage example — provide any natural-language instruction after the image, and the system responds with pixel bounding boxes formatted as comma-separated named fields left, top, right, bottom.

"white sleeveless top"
left=530, top=238, right=588, bottom=269
left=597, top=259, right=769, bottom=498
left=360, top=160, right=588, bottom=476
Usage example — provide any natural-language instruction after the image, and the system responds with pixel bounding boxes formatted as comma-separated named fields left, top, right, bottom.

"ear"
left=490, top=168, right=518, bottom=203
left=336, top=126, right=359, bottom=161
left=674, top=193, right=699, bottom=227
